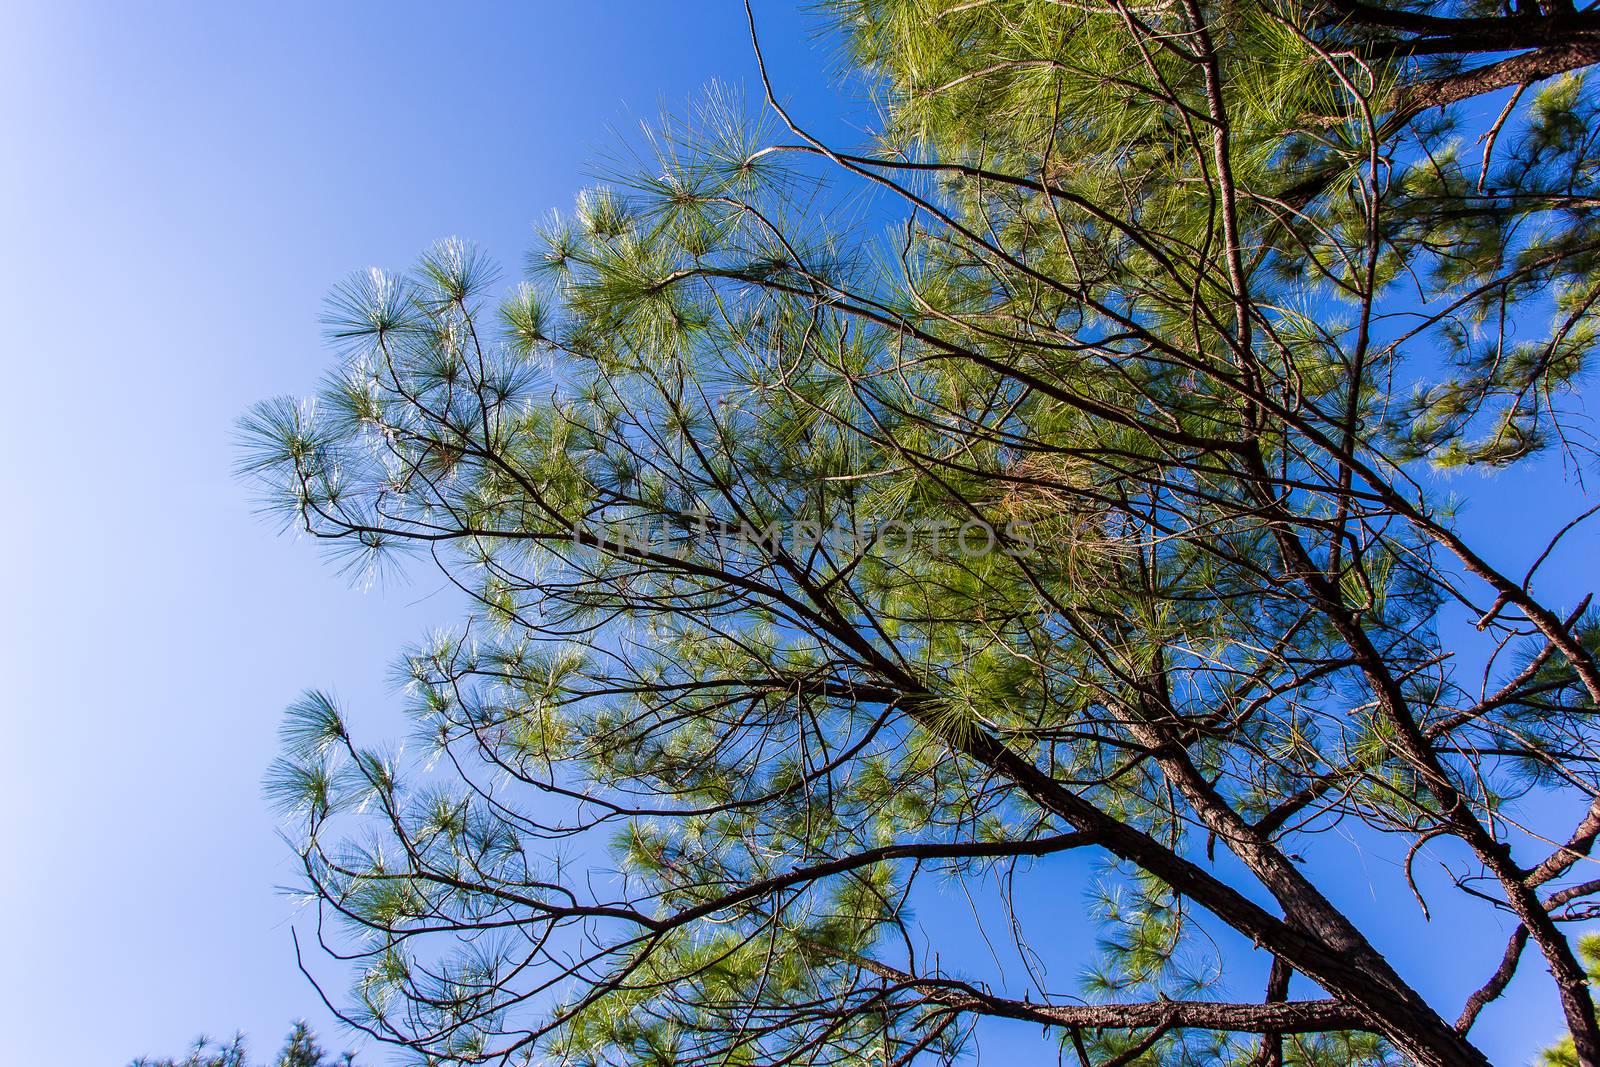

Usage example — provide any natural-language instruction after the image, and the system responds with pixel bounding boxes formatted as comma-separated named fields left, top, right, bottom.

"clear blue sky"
left=0, top=4, right=848, bottom=1062
left=0, top=3, right=1591, bottom=1064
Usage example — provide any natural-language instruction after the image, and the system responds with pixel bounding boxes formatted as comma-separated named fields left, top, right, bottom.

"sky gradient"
left=0, top=3, right=1592, bottom=1064
left=0, top=4, right=844, bottom=1062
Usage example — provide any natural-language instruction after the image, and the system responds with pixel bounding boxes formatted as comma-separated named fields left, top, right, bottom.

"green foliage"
left=239, top=2, right=1600, bottom=1064
left=133, top=1022, right=355, bottom=1067
left=1541, top=933, right=1600, bottom=1067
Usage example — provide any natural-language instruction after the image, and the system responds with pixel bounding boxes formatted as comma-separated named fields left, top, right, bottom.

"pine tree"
left=1544, top=936, right=1600, bottom=1067
left=241, top=2, right=1600, bottom=1064
left=133, top=1022, right=355, bottom=1067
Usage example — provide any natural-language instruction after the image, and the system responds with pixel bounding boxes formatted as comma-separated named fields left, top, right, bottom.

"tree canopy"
left=241, top=1, right=1600, bottom=1063
left=133, top=1022, right=356, bottom=1067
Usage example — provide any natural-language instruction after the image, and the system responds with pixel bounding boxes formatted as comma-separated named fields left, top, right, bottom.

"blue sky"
left=0, top=3, right=1592, bottom=1064
left=0, top=4, right=848, bottom=1062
